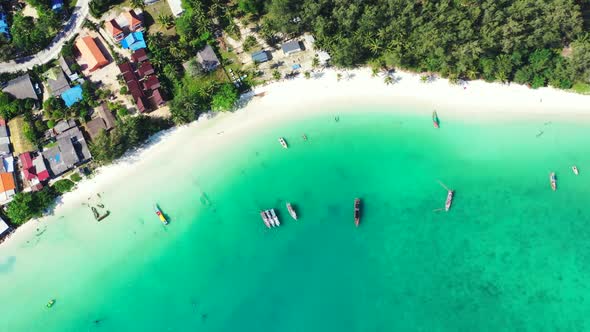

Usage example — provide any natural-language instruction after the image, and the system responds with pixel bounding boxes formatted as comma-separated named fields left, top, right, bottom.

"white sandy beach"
left=2, top=67, right=590, bottom=249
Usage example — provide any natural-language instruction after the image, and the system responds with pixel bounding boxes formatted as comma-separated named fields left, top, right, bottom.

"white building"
left=167, top=0, right=184, bottom=17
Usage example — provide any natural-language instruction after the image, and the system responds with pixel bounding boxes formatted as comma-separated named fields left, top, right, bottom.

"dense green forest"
left=237, top=0, right=590, bottom=89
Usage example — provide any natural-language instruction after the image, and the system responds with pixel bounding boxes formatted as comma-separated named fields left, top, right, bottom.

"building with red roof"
left=124, top=10, right=143, bottom=31
left=20, top=152, right=35, bottom=181
left=149, top=88, right=165, bottom=106
left=137, top=61, right=154, bottom=77
left=143, top=76, right=161, bottom=91
left=131, top=48, right=148, bottom=63
left=105, top=20, right=124, bottom=42
left=118, top=62, right=133, bottom=75
left=20, top=152, right=50, bottom=188
left=76, top=36, right=109, bottom=72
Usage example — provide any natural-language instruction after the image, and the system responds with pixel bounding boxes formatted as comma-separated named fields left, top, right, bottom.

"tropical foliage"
left=254, top=0, right=590, bottom=89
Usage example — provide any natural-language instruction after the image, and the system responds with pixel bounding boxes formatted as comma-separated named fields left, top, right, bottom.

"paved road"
left=0, top=0, right=90, bottom=73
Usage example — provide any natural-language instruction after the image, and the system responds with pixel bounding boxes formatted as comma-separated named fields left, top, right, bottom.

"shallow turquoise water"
left=2, top=107, right=590, bottom=331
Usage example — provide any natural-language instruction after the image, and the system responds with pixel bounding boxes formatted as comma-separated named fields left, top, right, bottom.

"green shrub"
left=52, top=179, right=75, bottom=194
left=70, top=173, right=82, bottom=182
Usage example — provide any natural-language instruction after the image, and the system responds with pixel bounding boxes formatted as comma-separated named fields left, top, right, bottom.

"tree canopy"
left=6, top=188, right=57, bottom=225
left=255, top=0, right=590, bottom=88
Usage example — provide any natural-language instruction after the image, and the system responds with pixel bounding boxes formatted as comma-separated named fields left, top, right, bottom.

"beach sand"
left=2, top=67, right=589, bottom=250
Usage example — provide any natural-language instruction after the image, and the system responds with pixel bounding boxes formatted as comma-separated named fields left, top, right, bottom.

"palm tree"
left=157, top=14, right=174, bottom=29
left=366, top=37, right=382, bottom=55
left=384, top=76, right=393, bottom=85
left=312, top=56, right=320, bottom=69
left=371, top=67, right=379, bottom=77
left=336, top=73, right=342, bottom=81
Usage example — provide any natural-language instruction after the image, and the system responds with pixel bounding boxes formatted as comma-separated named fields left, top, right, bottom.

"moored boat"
left=432, top=111, right=440, bottom=128
left=154, top=205, right=168, bottom=225
left=270, top=209, right=280, bottom=226
left=354, top=198, right=361, bottom=227
left=278, top=137, right=288, bottom=149
left=550, top=172, right=557, bottom=191
left=265, top=210, right=275, bottom=227
left=286, top=203, right=298, bottom=220
left=445, top=190, right=454, bottom=211
left=572, top=166, right=579, bottom=175
left=260, top=211, right=271, bottom=228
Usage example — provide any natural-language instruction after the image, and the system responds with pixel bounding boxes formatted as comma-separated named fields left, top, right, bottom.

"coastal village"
left=0, top=0, right=330, bottom=241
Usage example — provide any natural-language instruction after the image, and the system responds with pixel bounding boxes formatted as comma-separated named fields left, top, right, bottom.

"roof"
left=57, top=126, right=91, bottom=161
left=86, top=117, right=107, bottom=140
left=97, top=104, right=116, bottom=130
left=137, top=61, right=154, bottom=77
left=105, top=20, right=123, bottom=37
left=2, top=74, right=37, bottom=100
left=0, top=172, right=15, bottom=193
left=33, top=156, right=50, bottom=181
left=121, top=32, right=146, bottom=51
left=0, top=12, right=9, bottom=37
left=51, top=0, right=64, bottom=10
left=135, top=97, right=146, bottom=113
left=251, top=50, right=269, bottom=63
left=118, top=62, right=134, bottom=75
left=45, top=67, right=70, bottom=97
left=0, top=216, right=9, bottom=236
left=61, top=86, right=84, bottom=107
left=20, top=152, right=35, bottom=180
left=143, top=76, right=160, bottom=90
left=44, top=126, right=91, bottom=176
left=75, top=36, right=109, bottom=71
left=167, top=0, right=184, bottom=17
left=0, top=125, right=8, bottom=138
left=131, top=49, right=148, bottom=63
left=0, top=144, right=9, bottom=155
left=58, top=56, right=73, bottom=76
left=123, top=71, right=137, bottom=83
left=196, top=45, right=220, bottom=71
left=281, top=40, right=302, bottom=54
left=2, top=155, right=13, bottom=173
left=127, top=80, right=144, bottom=99
left=53, top=119, right=76, bottom=134
left=149, top=89, right=164, bottom=105
left=124, top=10, right=142, bottom=30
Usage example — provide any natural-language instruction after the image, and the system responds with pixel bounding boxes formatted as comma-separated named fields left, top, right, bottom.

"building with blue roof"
left=0, top=12, right=10, bottom=39
left=61, top=86, right=84, bottom=107
left=51, top=0, right=64, bottom=11
left=121, top=32, right=146, bottom=51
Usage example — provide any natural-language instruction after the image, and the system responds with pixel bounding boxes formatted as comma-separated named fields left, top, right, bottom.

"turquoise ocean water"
left=2, top=106, right=590, bottom=331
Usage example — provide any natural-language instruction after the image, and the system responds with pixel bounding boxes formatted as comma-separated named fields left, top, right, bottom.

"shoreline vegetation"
left=2, top=66, right=590, bottom=248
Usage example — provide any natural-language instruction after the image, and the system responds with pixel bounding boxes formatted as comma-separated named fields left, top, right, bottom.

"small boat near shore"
left=265, top=210, right=275, bottom=227
left=432, top=111, right=440, bottom=128
left=260, top=211, right=271, bottom=228
left=550, top=172, right=557, bottom=191
left=572, top=166, right=579, bottom=175
left=154, top=205, right=168, bottom=225
left=445, top=190, right=454, bottom=211
left=354, top=198, right=361, bottom=227
left=438, top=181, right=454, bottom=212
left=278, top=137, right=288, bottom=149
left=270, top=209, right=280, bottom=226
left=286, top=203, right=298, bottom=220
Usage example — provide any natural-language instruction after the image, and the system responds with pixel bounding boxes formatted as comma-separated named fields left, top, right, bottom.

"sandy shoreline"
left=2, top=67, right=589, bottom=249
